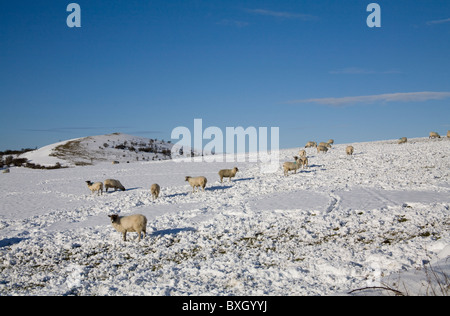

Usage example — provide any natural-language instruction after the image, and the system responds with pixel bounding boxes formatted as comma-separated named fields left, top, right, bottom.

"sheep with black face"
left=85, top=181, right=103, bottom=196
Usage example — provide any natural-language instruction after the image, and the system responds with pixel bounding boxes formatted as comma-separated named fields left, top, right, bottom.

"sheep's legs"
left=123, top=232, right=127, bottom=241
left=135, top=230, right=146, bottom=242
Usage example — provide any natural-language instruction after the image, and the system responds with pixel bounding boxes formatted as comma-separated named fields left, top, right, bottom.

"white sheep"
left=346, top=145, right=354, bottom=156
left=185, top=176, right=207, bottom=193
left=429, top=132, right=441, bottom=139
left=298, top=149, right=306, bottom=158
left=85, top=181, right=103, bottom=195
left=150, top=183, right=160, bottom=200
left=299, top=156, right=308, bottom=169
left=283, top=156, right=301, bottom=176
left=104, top=179, right=125, bottom=192
left=319, top=142, right=332, bottom=148
left=317, top=145, right=328, bottom=153
left=398, top=137, right=407, bottom=144
left=108, top=214, right=147, bottom=242
left=327, top=139, right=334, bottom=145
left=218, top=167, right=239, bottom=183
left=305, top=141, right=317, bottom=148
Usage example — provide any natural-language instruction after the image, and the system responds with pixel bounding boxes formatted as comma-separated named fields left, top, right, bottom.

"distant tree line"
left=108, top=140, right=172, bottom=158
left=0, top=148, right=35, bottom=156
left=1, top=148, right=66, bottom=170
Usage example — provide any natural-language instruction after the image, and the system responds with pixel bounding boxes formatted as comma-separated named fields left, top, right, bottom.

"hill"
left=20, top=133, right=174, bottom=167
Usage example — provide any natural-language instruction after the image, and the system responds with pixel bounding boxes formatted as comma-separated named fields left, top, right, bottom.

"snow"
left=19, top=133, right=174, bottom=167
left=0, top=137, right=449, bottom=296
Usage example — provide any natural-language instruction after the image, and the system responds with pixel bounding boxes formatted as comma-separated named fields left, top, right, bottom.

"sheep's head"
left=108, top=214, right=119, bottom=223
left=185, top=176, right=191, bottom=182
left=85, top=181, right=92, bottom=186
left=233, top=167, right=239, bottom=172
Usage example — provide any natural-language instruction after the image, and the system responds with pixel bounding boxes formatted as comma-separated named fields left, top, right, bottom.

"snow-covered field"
left=0, top=137, right=449, bottom=296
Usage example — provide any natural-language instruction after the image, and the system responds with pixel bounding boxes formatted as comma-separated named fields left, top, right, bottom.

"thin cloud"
left=287, top=92, right=450, bottom=107
left=23, top=126, right=131, bottom=133
left=329, top=67, right=402, bottom=75
left=427, top=18, right=450, bottom=25
left=216, top=19, right=249, bottom=28
left=130, top=130, right=164, bottom=135
left=246, top=8, right=317, bottom=21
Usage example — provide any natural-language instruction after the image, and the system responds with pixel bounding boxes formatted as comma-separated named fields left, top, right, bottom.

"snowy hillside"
left=0, top=137, right=449, bottom=296
left=19, top=133, right=174, bottom=167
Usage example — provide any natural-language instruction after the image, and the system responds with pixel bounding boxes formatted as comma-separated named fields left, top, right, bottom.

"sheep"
left=298, top=149, right=307, bottom=158
left=398, top=137, right=407, bottom=144
left=429, top=132, right=441, bottom=139
left=2, top=168, right=10, bottom=174
left=104, top=179, right=125, bottom=192
left=218, top=167, right=239, bottom=183
left=283, top=156, right=301, bottom=176
left=85, top=181, right=103, bottom=195
left=108, top=214, right=147, bottom=242
left=448, top=130, right=450, bottom=138
left=319, top=142, right=332, bottom=148
left=346, top=145, right=354, bottom=156
left=185, top=176, right=207, bottom=193
left=150, top=183, right=160, bottom=200
left=299, top=156, right=308, bottom=169
left=112, top=161, right=119, bottom=165
left=327, top=139, right=334, bottom=145
left=305, top=141, right=317, bottom=148
left=317, top=145, right=328, bottom=153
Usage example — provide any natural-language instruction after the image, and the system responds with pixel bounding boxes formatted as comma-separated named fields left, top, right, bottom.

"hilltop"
left=19, top=133, right=174, bottom=167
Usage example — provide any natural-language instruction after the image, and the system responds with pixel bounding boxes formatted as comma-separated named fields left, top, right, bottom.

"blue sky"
left=1, top=0, right=449, bottom=151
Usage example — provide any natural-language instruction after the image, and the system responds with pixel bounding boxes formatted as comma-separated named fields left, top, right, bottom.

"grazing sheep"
left=305, top=141, right=317, bottom=148
left=299, top=156, right=308, bottom=169
left=85, top=181, right=103, bottom=196
left=317, top=145, right=328, bottom=153
left=319, top=142, right=332, bottom=148
left=218, top=167, right=239, bottom=183
left=150, top=183, right=160, bottom=200
left=346, top=146, right=354, bottom=156
left=429, top=132, right=441, bottom=139
left=2, top=169, right=10, bottom=174
left=112, top=161, right=119, bottom=165
left=298, top=149, right=306, bottom=158
left=327, top=139, right=334, bottom=145
left=185, top=176, right=207, bottom=193
left=108, top=214, right=147, bottom=242
left=283, top=156, right=301, bottom=176
left=398, top=137, right=407, bottom=144
left=104, top=179, right=125, bottom=192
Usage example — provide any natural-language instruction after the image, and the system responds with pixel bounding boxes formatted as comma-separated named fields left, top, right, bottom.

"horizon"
left=1, top=1, right=449, bottom=151
left=3, top=131, right=446, bottom=156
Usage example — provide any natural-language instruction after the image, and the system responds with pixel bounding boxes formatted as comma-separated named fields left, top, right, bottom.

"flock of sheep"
left=283, top=139, right=355, bottom=176
left=88, top=131, right=449, bottom=242
left=86, top=167, right=241, bottom=242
